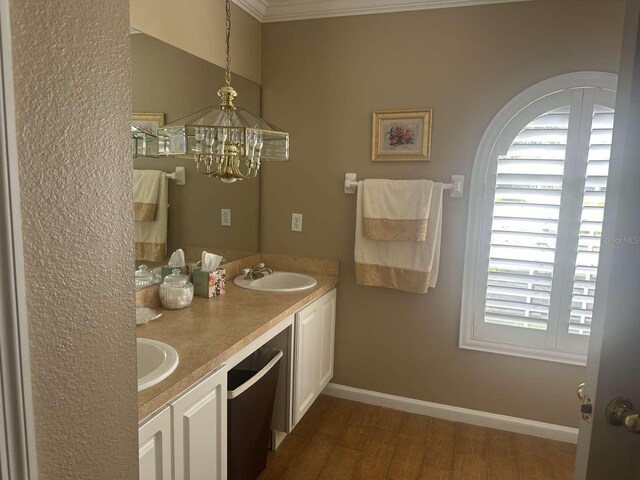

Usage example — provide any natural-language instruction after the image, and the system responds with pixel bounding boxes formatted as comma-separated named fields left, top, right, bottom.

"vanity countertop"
left=137, top=271, right=338, bottom=421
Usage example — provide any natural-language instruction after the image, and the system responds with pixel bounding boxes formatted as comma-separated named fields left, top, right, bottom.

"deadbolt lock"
left=606, top=397, right=640, bottom=434
left=577, top=383, right=593, bottom=423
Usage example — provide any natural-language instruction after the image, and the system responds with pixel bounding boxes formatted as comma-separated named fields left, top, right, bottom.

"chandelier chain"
left=225, top=0, right=232, bottom=87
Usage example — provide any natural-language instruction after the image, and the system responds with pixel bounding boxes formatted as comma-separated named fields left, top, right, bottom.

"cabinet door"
left=171, top=366, right=227, bottom=480
left=317, top=289, right=336, bottom=391
left=139, top=406, right=172, bottom=480
left=293, top=302, right=319, bottom=425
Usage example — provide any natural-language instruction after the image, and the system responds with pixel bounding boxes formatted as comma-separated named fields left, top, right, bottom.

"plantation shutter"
left=472, top=87, right=615, bottom=357
left=484, top=105, right=569, bottom=332
left=568, top=104, right=614, bottom=337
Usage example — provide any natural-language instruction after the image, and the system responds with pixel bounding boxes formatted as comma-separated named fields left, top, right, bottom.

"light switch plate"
left=221, top=209, right=231, bottom=226
left=291, top=213, right=303, bottom=232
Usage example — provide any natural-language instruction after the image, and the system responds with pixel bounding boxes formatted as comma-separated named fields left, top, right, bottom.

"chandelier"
left=158, top=0, right=289, bottom=183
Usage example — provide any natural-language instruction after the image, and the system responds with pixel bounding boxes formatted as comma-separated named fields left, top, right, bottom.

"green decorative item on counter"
left=194, top=268, right=226, bottom=298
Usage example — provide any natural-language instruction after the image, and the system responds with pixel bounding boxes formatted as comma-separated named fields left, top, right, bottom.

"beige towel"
left=135, top=175, right=168, bottom=262
left=363, top=179, right=433, bottom=241
left=133, top=170, right=163, bottom=221
left=355, top=181, right=442, bottom=293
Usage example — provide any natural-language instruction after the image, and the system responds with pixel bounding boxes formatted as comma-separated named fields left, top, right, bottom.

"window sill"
left=459, top=336, right=587, bottom=366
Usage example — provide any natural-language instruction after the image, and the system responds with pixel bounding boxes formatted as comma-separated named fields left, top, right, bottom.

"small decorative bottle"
left=159, top=268, right=194, bottom=310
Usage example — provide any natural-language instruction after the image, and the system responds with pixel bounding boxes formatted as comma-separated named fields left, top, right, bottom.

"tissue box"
left=193, top=268, right=226, bottom=298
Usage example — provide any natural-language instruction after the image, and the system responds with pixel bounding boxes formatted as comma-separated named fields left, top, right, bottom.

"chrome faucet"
left=243, top=263, right=273, bottom=280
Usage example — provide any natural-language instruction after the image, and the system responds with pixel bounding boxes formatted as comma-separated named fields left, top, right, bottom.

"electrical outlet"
left=291, top=213, right=303, bottom=232
left=221, top=209, right=231, bottom=226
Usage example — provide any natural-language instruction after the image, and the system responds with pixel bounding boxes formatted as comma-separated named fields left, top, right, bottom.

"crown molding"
left=234, top=0, right=535, bottom=23
left=232, top=0, right=269, bottom=21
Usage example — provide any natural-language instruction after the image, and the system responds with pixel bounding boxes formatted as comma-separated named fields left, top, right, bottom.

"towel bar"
left=344, top=173, right=463, bottom=198
left=164, top=167, right=186, bottom=186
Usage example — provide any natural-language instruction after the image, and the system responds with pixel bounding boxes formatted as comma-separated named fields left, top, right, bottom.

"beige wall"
left=132, top=34, right=260, bottom=261
left=131, top=0, right=262, bottom=84
left=10, top=0, right=138, bottom=478
left=261, top=0, right=625, bottom=426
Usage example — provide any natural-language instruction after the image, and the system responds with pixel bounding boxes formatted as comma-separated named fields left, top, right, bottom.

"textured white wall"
left=9, top=0, right=138, bottom=478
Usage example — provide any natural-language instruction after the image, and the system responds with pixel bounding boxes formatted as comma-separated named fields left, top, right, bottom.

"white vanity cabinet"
left=138, top=406, right=172, bottom=480
left=138, top=367, right=227, bottom=480
left=170, top=366, right=227, bottom=480
left=293, top=288, right=336, bottom=425
left=138, top=286, right=337, bottom=479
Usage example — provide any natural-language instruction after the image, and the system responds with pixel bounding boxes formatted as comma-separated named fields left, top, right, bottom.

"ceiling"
left=233, top=0, right=534, bottom=23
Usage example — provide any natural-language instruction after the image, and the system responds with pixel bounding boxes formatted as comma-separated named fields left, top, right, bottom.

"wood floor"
left=258, top=395, right=576, bottom=480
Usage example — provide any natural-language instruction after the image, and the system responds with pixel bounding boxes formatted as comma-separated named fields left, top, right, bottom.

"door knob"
left=577, top=383, right=593, bottom=423
left=606, top=397, right=640, bottom=434
left=577, top=383, right=587, bottom=401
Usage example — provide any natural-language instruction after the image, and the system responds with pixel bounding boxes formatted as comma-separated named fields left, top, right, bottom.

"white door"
left=574, top=2, right=640, bottom=478
left=171, top=366, right=227, bottom=480
left=293, top=302, right=319, bottom=424
left=317, top=289, right=336, bottom=391
left=139, top=406, right=172, bottom=480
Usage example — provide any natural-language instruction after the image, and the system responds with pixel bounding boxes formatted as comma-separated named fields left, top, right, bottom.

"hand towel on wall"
left=355, top=181, right=443, bottom=293
left=135, top=174, right=168, bottom=262
left=133, top=169, right=163, bottom=221
left=362, top=179, right=433, bottom=241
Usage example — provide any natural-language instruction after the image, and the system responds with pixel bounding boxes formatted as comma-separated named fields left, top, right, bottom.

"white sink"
left=234, top=271, right=317, bottom=292
left=137, top=338, right=179, bottom=391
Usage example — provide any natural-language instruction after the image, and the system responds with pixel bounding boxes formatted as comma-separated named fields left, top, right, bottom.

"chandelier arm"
left=234, top=156, right=258, bottom=180
left=196, top=157, right=221, bottom=176
left=232, top=157, right=247, bottom=179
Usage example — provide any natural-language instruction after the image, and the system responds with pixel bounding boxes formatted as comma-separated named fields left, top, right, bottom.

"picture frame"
left=371, top=109, right=432, bottom=161
left=131, top=113, right=165, bottom=158
left=131, top=112, right=165, bottom=135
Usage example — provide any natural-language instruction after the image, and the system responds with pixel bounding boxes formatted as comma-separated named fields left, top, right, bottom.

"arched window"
left=460, top=72, right=617, bottom=365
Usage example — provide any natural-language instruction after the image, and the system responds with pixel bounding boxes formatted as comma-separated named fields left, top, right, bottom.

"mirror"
left=131, top=33, right=260, bottom=273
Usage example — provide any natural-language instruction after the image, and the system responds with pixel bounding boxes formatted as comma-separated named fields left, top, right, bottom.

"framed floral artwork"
left=371, top=109, right=432, bottom=161
left=131, top=112, right=165, bottom=135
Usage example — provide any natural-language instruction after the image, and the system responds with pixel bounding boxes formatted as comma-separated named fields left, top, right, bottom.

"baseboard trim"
left=323, top=383, right=578, bottom=444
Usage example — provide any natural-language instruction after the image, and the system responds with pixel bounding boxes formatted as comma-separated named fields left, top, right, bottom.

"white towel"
left=355, top=181, right=442, bottom=293
left=133, top=170, right=163, bottom=221
left=135, top=175, right=168, bottom=262
left=362, top=179, right=433, bottom=241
